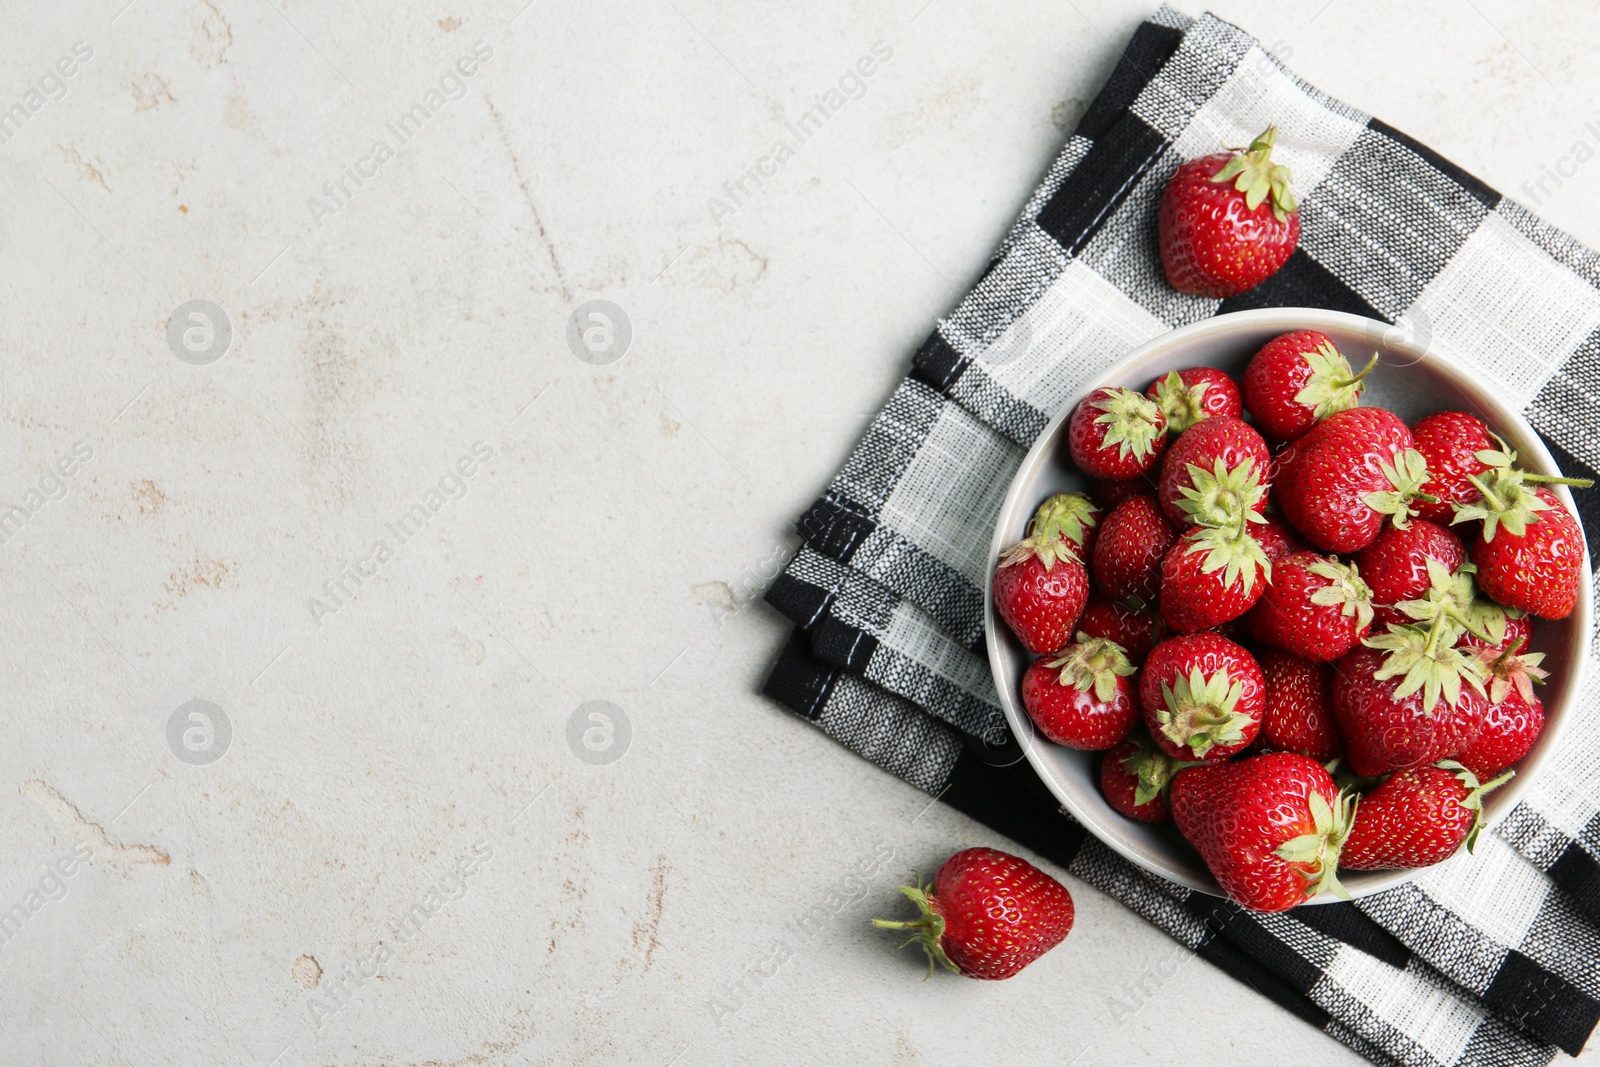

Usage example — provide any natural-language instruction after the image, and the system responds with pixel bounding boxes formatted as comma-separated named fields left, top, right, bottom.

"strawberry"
left=1242, top=330, right=1377, bottom=442
left=1140, top=631, right=1264, bottom=761
left=1068, top=387, right=1169, bottom=479
left=1075, top=594, right=1164, bottom=663
left=1354, top=519, right=1465, bottom=629
left=1410, top=411, right=1495, bottom=525
left=1453, top=688, right=1543, bottom=781
left=1455, top=633, right=1547, bottom=777
left=1257, top=650, right=1343, bottom=760
left=1100, top=732, right=1182, bottom=823
left=1158, top=126, right=1300, bottom=298
left=1468, top=492, right=1584, bottom=619
left=1020, top=635, right=1138, bottom=750
left=1091, top=495, right=1176, bottom=609
left=1247, top=551, right=1374, bottom=662
left=1027, top=492, right=1099, bottom=559
left=1457, top=445, right=1593, bottom=618
left=1156, top=415, right=1271, bottom=528
left=872, top=847, right=1074, bottom=980
left=1273, top=407, right=1432, bottom=553
left=994, top=535, right=1089, bottom=655
left=1158, top=525, right=1271, bottom=632
left=1145, top=367, right=1243, bottom=434
left=1340, top=761, right=1512, bottom=871
left=1170, top=752, right=1353, bottom=912
left=1330, top=621, right=1489, bottom=776
left=1254, top=513, right=1306, bottom=564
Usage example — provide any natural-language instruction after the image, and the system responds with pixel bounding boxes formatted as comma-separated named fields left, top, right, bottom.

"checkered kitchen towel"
left=761, top=9, right=1600, bottom=1065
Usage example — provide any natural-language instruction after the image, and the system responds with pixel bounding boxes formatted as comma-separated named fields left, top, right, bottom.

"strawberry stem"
left=1334, top=352, right=1380, bottom=388
left=872, top=878, right=957, bottom=979
left=1466, top=472, right=1506, bottom=514
left=1422, top=609, right=1450, bottom=657
left=1521, top=472, right=1596, bottom=487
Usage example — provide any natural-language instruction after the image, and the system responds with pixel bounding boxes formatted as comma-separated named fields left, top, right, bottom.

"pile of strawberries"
left=995, top=330, right=1591, bottom=912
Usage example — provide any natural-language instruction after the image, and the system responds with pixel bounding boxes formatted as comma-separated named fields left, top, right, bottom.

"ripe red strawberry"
left=1454, top=688, right=1543, bottom=780
left=1170, top=752, right=1353, bottom=912
left=1076, top=594, right=1164, bottom=663
left=872, top=847, right=1074, bottom=980
left=1156, top=415, right=1271, bottom=528
left=1243, top=330, right=1377, bottom=442
left=994, top=535, right=1089, bottom=655
left=1020, top=635, right=1138, bottom=750
left=1330, top=628, right=1489, bottom=776
left=1273, top=407, right=1431, bottom=553
left=1454, top=633, right=1547, bottom=777
left=1257, top=650, right=1342, bottom=760
left=1340, top=761, right=1512, bottom=871
left=1354, top=519, right=1465, bottom=629
left=1027, top=492, right=1099, bottom=558
left=1247, top=551, right=1374, bottom=662
left=1100, top=732, right=1182, bottom=823
left=1254, top=514, right=1306, bottom=564
left=1068, top=387, right=1169, bottom=479
left=1158, top=525, right=1271, bottom=632
left=1140, top=631, right=1264, bottom=761
left=1462, top=465, right=1591, bottom=618
left=1410, top=411, right=1495, bottom=525
left=1091, top=496, right=1176, bottom=609
left=1145, top=367, right=1243, bottom=433
left=1158, top=126, right=1300, bottom=298
left=1090, top=475, right=1156, bottom=511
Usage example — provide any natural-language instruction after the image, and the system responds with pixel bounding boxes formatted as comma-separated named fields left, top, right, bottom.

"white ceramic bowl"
left=984, top=307, right=1591, bottom=901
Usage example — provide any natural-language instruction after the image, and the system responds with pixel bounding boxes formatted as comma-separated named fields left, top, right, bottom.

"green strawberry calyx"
left=1176, top=457, right=1270, bottom=532
left=1293, top=344, right=1378, bottom=422
left=1436, top=760, right=1515, bottom=853
left=1394, top=559, right=1511, bottom=647
left=1091, top=387, right=1167, bottom=464
left=1181, top=523, right=1272, bottom=596
left=1121, top=732, right=1188, bottom=807
left=1307, top=556, right=1375, bottom=634
left=1274, top=787, right=1356, bottom=901
left=998, top=532, right=1081, bottom=574
left=1364, top=611, right=1488, bottom=714
left=1212, top=125, right=1298, bottom=222
left=1361, top=448, right=1438, bottom=530
left=1454, top=437, right=1593, bottom=541
left=871, top=875, right=956, bottom=979
left=1156, top=665, right=1252, bottom=758
left=1150, top=370, right=1211, bottom=433
left=1028, top=492, right=1099, bottom=550
left=1471, top=634, right=1548, bottom=705
left=1046, top=634, right=1135, bottom=703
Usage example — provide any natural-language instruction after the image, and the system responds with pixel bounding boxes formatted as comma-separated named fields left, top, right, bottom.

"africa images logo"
left=307, top=442, right=494, bottom=628
left=305, top=41, right=494, bottom=228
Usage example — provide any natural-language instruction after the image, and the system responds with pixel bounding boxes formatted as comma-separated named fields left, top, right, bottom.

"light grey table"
left=2, top=1, right=1595, bottom=1063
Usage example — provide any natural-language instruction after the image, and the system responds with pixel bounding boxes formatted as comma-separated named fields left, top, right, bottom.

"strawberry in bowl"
left=986, top=307, right=1592, bottom=910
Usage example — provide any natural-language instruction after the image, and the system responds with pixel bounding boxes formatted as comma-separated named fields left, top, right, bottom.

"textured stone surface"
left=1, top=1, right=1597, bottom=1063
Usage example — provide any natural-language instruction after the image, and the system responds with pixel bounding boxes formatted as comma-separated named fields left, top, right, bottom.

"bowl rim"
left=983, top=306, right=1592, bottom=902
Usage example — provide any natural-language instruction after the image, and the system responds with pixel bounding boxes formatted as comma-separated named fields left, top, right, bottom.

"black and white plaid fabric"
left=761, top=8, right=1600, bottom=1065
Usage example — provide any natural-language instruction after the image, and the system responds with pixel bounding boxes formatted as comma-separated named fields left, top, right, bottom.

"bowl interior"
left=985, top=307, right=1591, bottom=901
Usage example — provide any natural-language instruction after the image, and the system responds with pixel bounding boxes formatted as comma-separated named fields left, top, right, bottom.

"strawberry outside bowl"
left=984, top=306, right=1592, bottom=903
